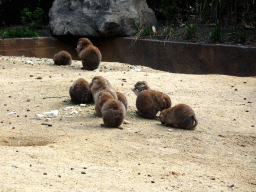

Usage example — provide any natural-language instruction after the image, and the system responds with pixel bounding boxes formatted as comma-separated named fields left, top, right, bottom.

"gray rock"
left=49, top=0, right=157, bottom=37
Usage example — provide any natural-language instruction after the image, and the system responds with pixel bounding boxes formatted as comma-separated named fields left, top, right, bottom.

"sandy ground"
left=0, top=56, right=255, bottom=192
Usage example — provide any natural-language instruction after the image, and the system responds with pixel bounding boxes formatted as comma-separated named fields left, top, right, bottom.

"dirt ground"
left=0, top=56, right=255, bottom=192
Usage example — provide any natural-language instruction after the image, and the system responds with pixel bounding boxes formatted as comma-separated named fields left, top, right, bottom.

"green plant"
left=230, top=25, right=246, bottom=43
left=183, top=23, right=197, bottom=40
left=132, top=25, right=155, bottom=43
left=1, top=27, right=39, bottom=39
left=163, top=25, right=177, bottom=40
left=210, top=24, right=223, bottom=42
left=21, top=7, right=44, bottom=28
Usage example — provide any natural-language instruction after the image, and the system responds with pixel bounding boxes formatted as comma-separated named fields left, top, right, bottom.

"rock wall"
left=49, top=0, right=157, bottom=37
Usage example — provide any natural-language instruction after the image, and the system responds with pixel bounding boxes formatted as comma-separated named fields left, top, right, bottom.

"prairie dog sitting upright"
left=90, top=76, right=117, bottom=102
left=76, top=38, right=102, bottom=70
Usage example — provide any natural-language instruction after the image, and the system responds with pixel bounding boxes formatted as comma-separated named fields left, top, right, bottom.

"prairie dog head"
left=76, top=38, right=93, bottom=53
left=132, top=81, right=150, bottom=95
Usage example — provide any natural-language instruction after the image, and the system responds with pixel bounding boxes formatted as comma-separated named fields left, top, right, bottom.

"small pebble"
left=71, top=168, right=74, bottom=170
left=151, top=181, right=155, bottom=183
left=43, top=173, right=47, bottom=175
left=58, top=175, right=61, bottom=178
left=81, top=172, right=86, bottom=174
left=30, top=75, right=33, bottom=77
left=252, top=125, right=254, bottom=127
left=230, top=184, right=234, bottom=188
left=234, top=89, right=238, bottom=91
left=123, top=120, right=131, bottom=124
left=36, top=76, right=42, bottom=79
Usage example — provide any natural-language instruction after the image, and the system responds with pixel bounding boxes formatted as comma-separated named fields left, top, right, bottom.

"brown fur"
left=95, top=91, right=115, bottom=116
left=116, top=92, right=128, bottom=110
left=69, top=78, right=93, bottom=104
left=136, top=90, right=171, bottom=119
left=90, top=76, right=117, bottom=102
left=53, top=51, right=72, bottom=65
left=76, top=38, right=102, bottom=70
left=132, top=81, right=151, bottom=95
left=101, top=99, right=126, bottom=128
left=160, top=104, right=198, bottom=130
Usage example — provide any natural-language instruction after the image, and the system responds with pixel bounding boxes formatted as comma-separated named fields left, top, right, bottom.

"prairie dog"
left=132, top=81, right=150, bottom=95
left=160, top=104, right=198, bottom=130
left=95, top=91, right=115, bottom=116
left=133, top=81, right=171, bottom=119
left=90, top=76, right=117, bottom=101
left=53, top=51, right=72, bottom=65
left=136, top=90, right=171, bottom=119
left=69, top=78, right=93, bottom=104
left=76, top=38, right=102, bottom=70
left=101, top=99, right=126, bottom=128
left=116, top=92, right=128, bottom=110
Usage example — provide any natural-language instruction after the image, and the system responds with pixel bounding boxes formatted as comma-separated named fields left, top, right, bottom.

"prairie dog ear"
left=92, top=78, right=99, bottom=83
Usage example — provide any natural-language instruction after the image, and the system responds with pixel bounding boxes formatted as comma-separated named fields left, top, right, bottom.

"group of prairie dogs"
left=132, top=81, right=198, bottom=130
left=53, top=38, right=102, bottom=70
left=70, top=76, right=198, bottom=130
left=69, top=76, right=127, bottom=128
left=54, top=37, right=198, bottom=129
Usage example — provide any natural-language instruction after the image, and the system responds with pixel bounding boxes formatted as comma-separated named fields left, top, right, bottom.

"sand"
left=0, top=56, right=255, bottom=192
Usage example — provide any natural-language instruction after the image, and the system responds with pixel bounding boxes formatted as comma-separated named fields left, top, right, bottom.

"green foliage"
left=21, top=7, right=45, bottom=28
left=161, top=0, right=178, bottom=21
left=183, top=24, right=197, bottom=40
left=147, top=0, right=185, bottom=22
left=230, top=25, right=246, bottom=43
left=0, top=27, right=39, bottom=39
left=0, top=6, right=45, bottom=38
left=134, top=25, right=154, bottom=38
left=132, top=25, right=156, bottom=44
left=210, top=24, right=223, bottom=42
left=163, top=25, right=177, bottom=40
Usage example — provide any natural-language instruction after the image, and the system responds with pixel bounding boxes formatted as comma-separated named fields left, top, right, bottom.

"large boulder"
left=49, top=0, right=157, bottom=37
